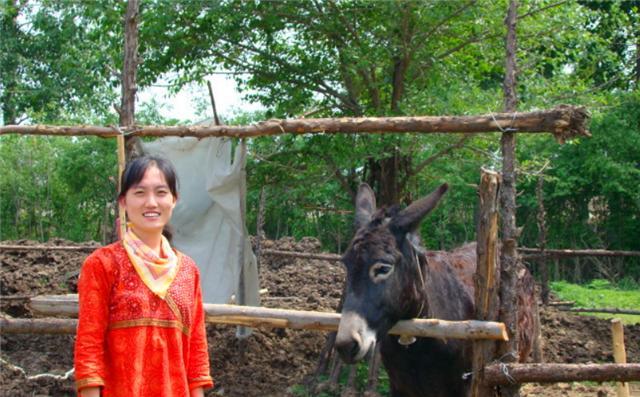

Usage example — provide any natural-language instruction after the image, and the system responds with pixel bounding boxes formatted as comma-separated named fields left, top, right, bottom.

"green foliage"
left=617, top=276, right=640, bottom=291
left=0, top=134, right=117, bottom=242
left=1, top=0, right=639, bottom=293
left=290, top=362, right=390, bottom=396
left=517, top=91, right=640, bottom=282
left=550, top=280, right=640, bottom=324
left=1, top=0, right=121, bottom=124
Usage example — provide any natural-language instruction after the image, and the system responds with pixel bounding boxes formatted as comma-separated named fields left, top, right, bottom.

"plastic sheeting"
left=142, top=137, right=259, bottom=308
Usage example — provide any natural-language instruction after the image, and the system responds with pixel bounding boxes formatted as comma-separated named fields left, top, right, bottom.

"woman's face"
left=119, top=165, right=177, bottom=238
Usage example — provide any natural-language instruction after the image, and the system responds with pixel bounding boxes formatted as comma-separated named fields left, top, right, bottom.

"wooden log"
left=471, top=169, right=501, bottom=397
left=0, top=318, right=77, bottom=334
left=29, top=295, right=80, bottom=318
left=0, top=244, right=96, bottom=251
left=611, top=319, right=630, bottom=397
left=116, top=133, right=127, bottom=238
left=29, top=294, right=509, bottom=340
left=261, top=249, right=342, bottom=262
left=484, top=363, right=640, bottom=385
left=0, top=295, right=33, bottom=301
left=561, top=307, right=640, bottom=316
left=204, top=304, right=510, bottom=340
left=0, top=106, right=590, bottom=140
left=5, top=244, right=636, bottom=260
left=519, top=248, right=640, bottom=258
left=536, top=175, right=550, bottom=306
left=207, top=80, right=221, bottom=126
left=547, top=300, right=575, bottom=307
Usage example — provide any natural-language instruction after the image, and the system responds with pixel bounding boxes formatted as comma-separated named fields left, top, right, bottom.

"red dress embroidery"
left=74, top=242, right=213, bottom=396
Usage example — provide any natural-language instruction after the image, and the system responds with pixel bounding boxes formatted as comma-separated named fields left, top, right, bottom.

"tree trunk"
left=365, top=147, right=414, bottom=206
left=121, top=0, right=142, bottom=159
left=498, top=1, right=520, bottom=396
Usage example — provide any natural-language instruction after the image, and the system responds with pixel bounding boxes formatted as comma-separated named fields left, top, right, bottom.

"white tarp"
left=142, top=137, right=259, bottom=308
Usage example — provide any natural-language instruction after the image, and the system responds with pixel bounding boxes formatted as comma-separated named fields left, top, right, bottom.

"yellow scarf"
left=122, top=226, right=179, bottom=299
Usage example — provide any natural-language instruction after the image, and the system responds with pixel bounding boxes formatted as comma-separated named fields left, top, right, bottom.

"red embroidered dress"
left=74, top=242, right=213, bottom=396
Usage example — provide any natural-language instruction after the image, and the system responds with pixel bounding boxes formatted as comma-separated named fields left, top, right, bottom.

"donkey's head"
left=335, top=183, right=448, bottom=363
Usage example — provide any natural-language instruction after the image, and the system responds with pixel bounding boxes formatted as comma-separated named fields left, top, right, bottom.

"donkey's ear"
left=391, top=183, right=448, bottom=233
left=355, top=183, right=376, bottom=229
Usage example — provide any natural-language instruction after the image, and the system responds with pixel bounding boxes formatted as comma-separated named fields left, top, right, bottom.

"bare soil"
left=1, top=238, right=638, bottom=396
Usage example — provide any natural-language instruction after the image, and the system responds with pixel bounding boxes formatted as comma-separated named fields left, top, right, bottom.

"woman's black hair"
left=119, top=155, right=178, bottom=199
left=119, top=155, right=178, bottom=241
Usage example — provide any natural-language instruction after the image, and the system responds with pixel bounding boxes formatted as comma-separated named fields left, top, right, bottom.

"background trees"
left=1, top=0, right=638, bottom=283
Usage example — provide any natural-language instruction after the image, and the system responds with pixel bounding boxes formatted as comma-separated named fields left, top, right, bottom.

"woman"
left=74, top=155, right=213, bottom=396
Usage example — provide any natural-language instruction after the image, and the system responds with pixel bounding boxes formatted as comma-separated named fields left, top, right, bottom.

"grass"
left=290, top=363, right=390, bottom=396
left=550, top=278, right=640, bottom=325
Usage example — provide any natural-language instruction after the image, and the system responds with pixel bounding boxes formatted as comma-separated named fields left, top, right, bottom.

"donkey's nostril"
left=336, top=339, right=360, bottom=364
left=348, top=339, right=360, bottom=358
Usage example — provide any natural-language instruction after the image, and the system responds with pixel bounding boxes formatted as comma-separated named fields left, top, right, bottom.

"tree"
left=517, top=91, right=640, bottom=282
left=131, top=0, right=509, bottom=206
left=0, top=0, right=120, bottom=125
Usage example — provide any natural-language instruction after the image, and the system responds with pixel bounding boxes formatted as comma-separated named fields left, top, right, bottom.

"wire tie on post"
left=490, top=351, right=518, bottom=385
left=111, top=125, right=136, bottom=136
left=500, top=362, right=516, bottom=384
left=490, top=111, right=519, bottom=133
left=504, top=111, right=518, bottom=132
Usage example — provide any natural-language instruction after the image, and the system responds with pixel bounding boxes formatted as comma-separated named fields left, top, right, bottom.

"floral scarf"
left=122, top=226, right=179, bottom=299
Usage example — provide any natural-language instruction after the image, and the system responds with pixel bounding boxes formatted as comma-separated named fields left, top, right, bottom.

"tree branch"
left=409, top=134, right=472, bottom=177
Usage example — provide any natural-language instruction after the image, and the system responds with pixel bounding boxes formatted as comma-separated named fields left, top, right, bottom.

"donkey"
left=335, top=183, right=537, bottom=397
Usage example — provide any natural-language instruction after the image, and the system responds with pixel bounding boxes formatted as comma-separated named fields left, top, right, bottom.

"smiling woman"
left=118, top=156, right=178, bottom=249
left=74, top=155, right=213, bottom=397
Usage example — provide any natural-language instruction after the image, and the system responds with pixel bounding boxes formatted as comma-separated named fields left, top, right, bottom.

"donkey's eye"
left=370, top=262, right=394, bottom=283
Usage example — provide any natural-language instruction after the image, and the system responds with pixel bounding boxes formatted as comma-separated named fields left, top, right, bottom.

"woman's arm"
left=80, top=386, right=100, bottom=397
left=186, top=265, right=214, bottom=391
left=190, top=387, right=204, bottom=397
left=74, top=254, right=111, bottom=393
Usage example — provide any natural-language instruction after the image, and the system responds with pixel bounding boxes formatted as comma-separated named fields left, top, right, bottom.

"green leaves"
left=1, top=1, right=121, bottom=124
left=1, top=0, right=638, bottom=288
left=0, top=134, right=117, bottom=242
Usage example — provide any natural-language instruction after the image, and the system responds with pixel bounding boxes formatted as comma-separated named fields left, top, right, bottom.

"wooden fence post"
left=471, top=169, right=501, bottom=397
left=611, top=319, right=630, bottom=397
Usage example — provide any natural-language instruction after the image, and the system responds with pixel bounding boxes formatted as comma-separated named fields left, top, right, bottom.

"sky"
left=138, top=74, right=263, bottom=124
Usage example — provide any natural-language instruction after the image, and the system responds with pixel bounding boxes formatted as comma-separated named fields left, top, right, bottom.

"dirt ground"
left=1, top=237, right=638, bottom=397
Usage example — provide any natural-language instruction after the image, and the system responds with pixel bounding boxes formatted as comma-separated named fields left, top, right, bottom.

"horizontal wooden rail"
left=0, top=244, right=97, bottom=252
left=484, top=363, right=640, bottom=385
left=1, top=106, right=589, bottom=142
left=0, top=318, right=78, bottom=334
left=560, top=307, right=640, bottom=316
left=520, top=247, right=640, bottom=258
left=0, top=295, right=33, bottom=301
left=7, top=245, right=636, bottom=262
left=26, top=294, right=507, bottom=340
left=261, top=249, right=342, bottom=262
left=2, top=317, right=635, bottom=386
left=547, top=300, right=575, bottom=306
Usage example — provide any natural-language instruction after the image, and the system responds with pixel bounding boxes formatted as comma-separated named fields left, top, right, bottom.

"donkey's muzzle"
left=335, top=311, right=376, bottom=364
